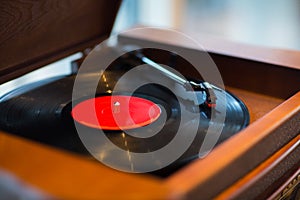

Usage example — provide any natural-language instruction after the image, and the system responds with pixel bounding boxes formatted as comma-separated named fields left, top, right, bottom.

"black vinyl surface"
left=0, top=69, right=249, bottom=176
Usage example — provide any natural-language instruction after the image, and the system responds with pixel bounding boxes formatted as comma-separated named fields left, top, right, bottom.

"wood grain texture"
left=215, top=135, right=300, bottom=199
left=0, top=132, right=169, bottom=200
left=0, top=0, right=121, bottom=84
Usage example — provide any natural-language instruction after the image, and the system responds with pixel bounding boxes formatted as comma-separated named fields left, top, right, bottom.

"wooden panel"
left=0, top=132, right=169, bottom=199
left=215, top=135, right=300, bottom=199
left=211, top=53, right=300, bottom=99
left=0, top=0, right=121, bottom=84
left=119, top=29, right=300, bottom=99
left=165, top=92, right=300, bottom=199
left=119, top=27, right=300, bottom=71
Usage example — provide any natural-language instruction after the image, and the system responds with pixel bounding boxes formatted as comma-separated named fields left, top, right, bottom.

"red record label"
left=71, top=95, right=161, bottom=130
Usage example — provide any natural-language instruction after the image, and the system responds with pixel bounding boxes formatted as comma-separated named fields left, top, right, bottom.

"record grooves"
left=0, top=51, right=250, bottom=176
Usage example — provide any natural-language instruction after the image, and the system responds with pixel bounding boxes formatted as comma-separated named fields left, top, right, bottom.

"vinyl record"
left=0, top=69, right=249, bottom=176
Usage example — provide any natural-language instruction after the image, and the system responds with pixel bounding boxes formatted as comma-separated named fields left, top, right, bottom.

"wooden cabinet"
left=0, top=1, right=299, bottom=199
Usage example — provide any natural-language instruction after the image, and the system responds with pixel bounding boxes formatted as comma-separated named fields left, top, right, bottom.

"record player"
left=0, top=1, right=299, bottom=199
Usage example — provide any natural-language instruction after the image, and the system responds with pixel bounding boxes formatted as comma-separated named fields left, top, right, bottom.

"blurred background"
left=113, top=0, right=300, bottom=50
left=1, top=0, right=299, bottom=96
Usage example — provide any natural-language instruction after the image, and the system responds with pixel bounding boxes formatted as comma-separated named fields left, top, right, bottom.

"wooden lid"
left=0, top=0, right=121, bottom=84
